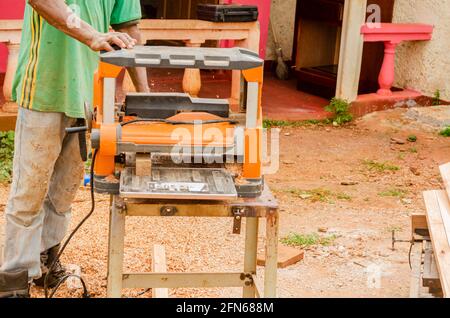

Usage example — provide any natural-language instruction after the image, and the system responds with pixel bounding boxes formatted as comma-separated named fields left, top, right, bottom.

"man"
left=0, top=0, right=149, bottom=298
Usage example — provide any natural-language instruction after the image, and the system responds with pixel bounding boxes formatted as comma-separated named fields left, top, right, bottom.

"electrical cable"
left=408, top=242, right=414, bottom=270
left=121, top=118, right=237, bottom=127
left=44, top=149, right=99, bottom=298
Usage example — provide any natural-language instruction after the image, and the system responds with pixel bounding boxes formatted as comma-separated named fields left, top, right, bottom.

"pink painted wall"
left=221, top=0, right=272, bottom=59
left=0, top=0, right=26, bottom=73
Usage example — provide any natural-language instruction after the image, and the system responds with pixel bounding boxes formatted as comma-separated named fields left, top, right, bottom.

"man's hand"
left=28, top=0, right=138, bottom=52
left=115, top=24, right=150, bottom=93
left=88, top=31, right=137, bottom=52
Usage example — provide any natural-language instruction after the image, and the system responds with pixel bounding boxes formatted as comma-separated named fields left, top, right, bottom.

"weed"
left=263, top=119, right=324, bottom=129
left=379, top=188, right=408, bottom=198
left=0, top=131, right=14, bottom=183
left=325, top=98, right=353, bottom=126
left=363, top=160, right=400, bottom=172
left=336, top=193, right=352, bottom=201
left=440, top=127, right=450, bottom=137
left=433, top=89, right=441, bottom=106
left=408, top=147, right=418, bottom=153
left=281, top=233, right=337, bottom=248
left=407, top=135, right=417, bottom=143
left=287, top=188, right=351, bottom=203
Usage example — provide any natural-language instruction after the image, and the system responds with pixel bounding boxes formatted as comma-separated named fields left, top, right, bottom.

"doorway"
left=292, top=0, right=395, bottom=99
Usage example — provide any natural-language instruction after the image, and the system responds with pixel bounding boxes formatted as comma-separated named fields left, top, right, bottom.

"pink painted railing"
left=361, top=23, right=434, bottom=96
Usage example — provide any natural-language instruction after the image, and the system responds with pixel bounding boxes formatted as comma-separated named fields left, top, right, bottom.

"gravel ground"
left=0, top=107, right=449, bottom=298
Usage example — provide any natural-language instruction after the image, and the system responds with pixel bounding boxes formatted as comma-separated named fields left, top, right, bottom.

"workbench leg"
left=243, top=217, right=259, bottom=298
left=107, top=196, right=126, bottom=298
left=264, top=210, right=279, bottom=298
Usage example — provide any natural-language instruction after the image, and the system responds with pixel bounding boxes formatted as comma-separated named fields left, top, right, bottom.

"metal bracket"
left=240, top=273, right=254, bottom=287
left=231, top=207, right=256, bottom=234
left=114, top=197, right=127, bottom=214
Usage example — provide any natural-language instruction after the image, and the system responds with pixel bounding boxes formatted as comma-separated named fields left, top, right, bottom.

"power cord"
left=44, top=149, right=99, bottom=298
left=121, top=118, right=238, bottom=127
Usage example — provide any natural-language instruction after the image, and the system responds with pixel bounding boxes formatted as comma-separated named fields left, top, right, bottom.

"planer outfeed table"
left=89, top=46, right=279, bottom=298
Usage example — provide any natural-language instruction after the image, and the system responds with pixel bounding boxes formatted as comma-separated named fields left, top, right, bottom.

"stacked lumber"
left=417, top=163, right=450, bottom=298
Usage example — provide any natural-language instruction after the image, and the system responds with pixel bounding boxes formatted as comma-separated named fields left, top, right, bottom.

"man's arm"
left=114, top=24, right=150, bottom=93
left=28, top=0, right=136, bottom=51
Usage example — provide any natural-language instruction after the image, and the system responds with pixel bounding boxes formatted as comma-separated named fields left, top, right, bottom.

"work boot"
left=33, top=244, right=67, bottom=289
left=0, top=269, right=30, bottom=298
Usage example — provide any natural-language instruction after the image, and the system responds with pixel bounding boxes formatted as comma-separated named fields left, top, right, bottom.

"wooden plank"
left=439, top=163, right=450, bottom=200
left=136, top=153, right=152, bottom=177
left=411, top=212, right=429, bottom=239
left=423, top=241, right=442, bottom=290
left=152, top=244, right=169, bottom=298
left=107, top=199, right=126, bottom=298
left=335, top=0, right=368, bottom=102
left=264, top=211, right=279, bottom=298
left=122, top=272, right=251, bottom=289
left=409, top=241, right=423, bottom=298
left=257, top=244, right=304, bottom=269
left=424, top=190, right=450, bottom=298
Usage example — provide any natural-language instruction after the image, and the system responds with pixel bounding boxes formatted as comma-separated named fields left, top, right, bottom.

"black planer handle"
left=65, top=118, right=89, bottom=162
left=66, top=126, right=88, bottom=134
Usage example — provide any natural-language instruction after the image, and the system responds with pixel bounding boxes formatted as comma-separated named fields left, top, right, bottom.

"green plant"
left=363, top=160, right=400, bottom=172
left=433, top=89, right=441, bottom=106
left=440, top=127, right=450, bottom=137
left=0, top=131, right=15, bottom=183
left=325, top=98, right=353, bottom=126
left=407, top=135, right=417, bottom=143
left=379, top=188, right=408, bottom=198
left=263, top=119, right=324, bottom=129
left=281, top=233, right=337, bottom=248
left=408, top=147, right=418, bottom=153
left=336, top=193, right=352, bottom=201
left=287, top=188, right=351, bottom=203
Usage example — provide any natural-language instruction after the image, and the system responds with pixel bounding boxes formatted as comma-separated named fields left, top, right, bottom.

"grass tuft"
left=281, top=233, right=337, bottom=248
left=378, top=188, right=408, bottom=198
left=325, top=98, right=353, bottom=126
left=263, top=119, right=324, bottom=129
left=0, top=131, right=14, bottom=183
left=440, top=127, right=450, bottom=137
left=363, top=160, right=400, bottom=172
left=286, top=188, right=352, bottom=203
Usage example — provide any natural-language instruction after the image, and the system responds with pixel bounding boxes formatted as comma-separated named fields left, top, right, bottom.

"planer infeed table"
left=86, top=46, right=279, bottom=298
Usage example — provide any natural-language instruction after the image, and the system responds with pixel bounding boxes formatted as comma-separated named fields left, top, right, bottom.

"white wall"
left=393, top=0, right=450, bottom=100
left=265, top=0, right=297, bottom=61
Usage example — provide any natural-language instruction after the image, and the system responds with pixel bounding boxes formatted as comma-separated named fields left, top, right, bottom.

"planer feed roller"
left=90, top=46, right=265, bottom=200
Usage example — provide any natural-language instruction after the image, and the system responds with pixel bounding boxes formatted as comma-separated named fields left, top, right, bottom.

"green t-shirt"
left=12, top=0, right=141, bottom=118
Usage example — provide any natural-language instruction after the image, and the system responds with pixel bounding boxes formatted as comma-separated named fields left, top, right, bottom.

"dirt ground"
left=0, top=107, right=449, bottom=298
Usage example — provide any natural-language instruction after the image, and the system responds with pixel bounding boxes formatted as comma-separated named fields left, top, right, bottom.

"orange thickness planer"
left=88, top=46, right=264, bottom=200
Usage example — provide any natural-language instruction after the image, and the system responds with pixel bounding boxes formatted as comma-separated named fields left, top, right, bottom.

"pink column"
left=220, top=0, right=271, bottom=58
left=377, top=42, right=398, bottom=96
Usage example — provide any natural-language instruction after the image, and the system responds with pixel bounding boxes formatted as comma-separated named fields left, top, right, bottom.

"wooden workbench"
left=106, top=183, right=279, bottom=298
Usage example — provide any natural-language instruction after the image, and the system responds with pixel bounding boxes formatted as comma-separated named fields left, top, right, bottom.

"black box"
left=197, top=4, right=258, bottom=23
